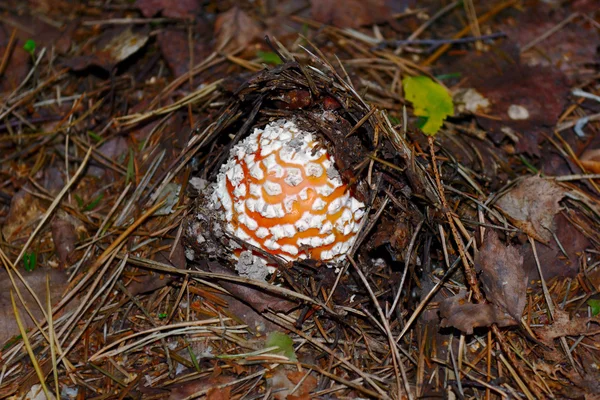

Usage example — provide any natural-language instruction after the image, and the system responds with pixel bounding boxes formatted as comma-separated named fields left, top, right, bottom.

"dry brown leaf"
left=450, top=43, right=568, bottom=155
left=0, top=268, right=71, bottom=344
left=496, top=176, right=567, bottom=243
left=214, top=7, right=261, bottom=53
left=439, top=291, right=515, bottom=335
left=51, top=216, right=77, bottom=267
left=136, top=0, right=201, bottom=19
left=476, top=229, right=527, bottom=322
left=166, top=375, right=233, bottom=399
left=2, top=189, right=43, bottom=241
left=269, top=367, right=317, bottom=400
left=310, top=0, right=391, bottom=28
left=535, top=309, right=600, bottom=345
left=206, top=261, right=297, bottom=313
left=65, top=26, right=149, bottom=71
left=440, top=230, right=527, bottom=334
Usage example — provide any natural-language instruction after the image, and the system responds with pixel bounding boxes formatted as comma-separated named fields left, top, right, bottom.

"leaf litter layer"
left=1, top=0, right=600, bottom=399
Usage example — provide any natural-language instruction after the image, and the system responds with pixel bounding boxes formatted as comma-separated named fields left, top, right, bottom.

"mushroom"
left=210, top=119, right=365, bottom=268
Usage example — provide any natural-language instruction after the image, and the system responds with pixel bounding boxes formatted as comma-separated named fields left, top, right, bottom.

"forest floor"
left=1, top=0, right=600, bottom=399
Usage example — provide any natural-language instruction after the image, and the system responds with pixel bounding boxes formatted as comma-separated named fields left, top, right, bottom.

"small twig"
left=377, top=32, right=506, bottom=52
left=424, top=0, right=518, bottom=66
left=0, top=28, right=17, bottom=76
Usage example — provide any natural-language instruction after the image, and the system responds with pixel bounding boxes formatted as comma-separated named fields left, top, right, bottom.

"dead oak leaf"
left=214, top=7, right=261, bottom=53
left=439, top=291, right=516, bottom=335
left=136, top=0, right=201, bottom=19
left=310, top=0, right=391, bottom=28
left=535, top=309, right=600, bottom=346
left=476, top=229, right=527, bottom=323
left=440, top=230, right=527, bottom=334
left=495, top=176, right=567, bottom=243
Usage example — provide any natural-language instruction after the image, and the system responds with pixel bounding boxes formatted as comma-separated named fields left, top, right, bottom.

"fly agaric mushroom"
left=211, top=119, right=365, bottom=267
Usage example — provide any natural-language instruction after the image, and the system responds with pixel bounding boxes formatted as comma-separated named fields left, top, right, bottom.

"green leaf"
left=23, top=39, right=36, bottom=55
left=23, top=252, right=37, bottom=272
left=402, top=75, right=454, bottom=136
left=588, top=299, right=600, bottom=316
left=87, top=130, right=102, bottom=142
left=84, top=193, right=104, bottom=211
left=158, top=313, right=167, bottom=319
left=257, top=51, right=282, bottom=65
left=265, top=331, right=296, bottom=361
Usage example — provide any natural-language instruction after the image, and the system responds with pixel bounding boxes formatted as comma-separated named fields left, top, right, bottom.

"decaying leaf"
left=51, top=215, right=78, bottom=267
left=269, top=368, right=317, bottom=400
left=439, top=292, right=517, bottom=335
left=2, top=189, right=43, bottom=241
left=501, top=4, right=600, bottom=80
left=310, top=0, right=391, bottom=28
left=65, top=26, right=149, bottom=71
left=0, top=268, right=72, bottom=344
left=535, top=309, right=600, bottom=346
left=214, top=7, right=261, bottom=53
left=440, top=230, right=527, bottom=334
left=449, top=42, right=568, bottom=154
left=157, top=29, right=211, bottom=78
left=136, top=0, right=201, bottom=19
left=495, top=176, right=567, bottom=243
left=477, top=229, right=527, bottom=323
left=165, top=375, right=233, bottom=400
left=205, top=262, right=297, bottom=313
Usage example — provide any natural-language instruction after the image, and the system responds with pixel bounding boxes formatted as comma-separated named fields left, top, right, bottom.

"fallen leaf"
left=535, top=309, right=600, bottom=345
left=265, top=331, right=296, bottom=361
left=501, top=3, right=600, bottom=81
left=495, top=176, right=567, bottom=243
left=23, top=383, right=55, bottom=400
left=206, top=386, right=230, bottom=400
left=136, top=0, right=201, bottom=19
left=51, top=216, right=77, bottom=267
left=214, top=7, right=261, bottom=53
left=0, top=268, right=72, bottom=345
left=439, top=293, right=518, bottom=335
left=310, top=0, right=391, bottom=28
left=65, top=26, right=149, bottom=71
left=521, top=211, right=590, bottom=280
left=476, top=229, right=527, bottom=323
left=286, top=370, right=318, bottom=400
left=205, top=261, right=297, bottom=313
left=157, top=29, right=211, bottom=78
left=269, top=367, right=317, bottom=400
left=2, top=189, right=43, bottom=241
left=453, top=88, right=490, bottom=114
left=403, top=75, right=454, bottom=135
left=165, top=375, right=233, bottom=400
left=449, top=42, right=569, bottom=155
left=440, top=230, right=527, bottom=334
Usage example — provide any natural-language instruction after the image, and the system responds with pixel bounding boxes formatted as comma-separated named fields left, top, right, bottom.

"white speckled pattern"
left=211, top=119, right=365, bottom=263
